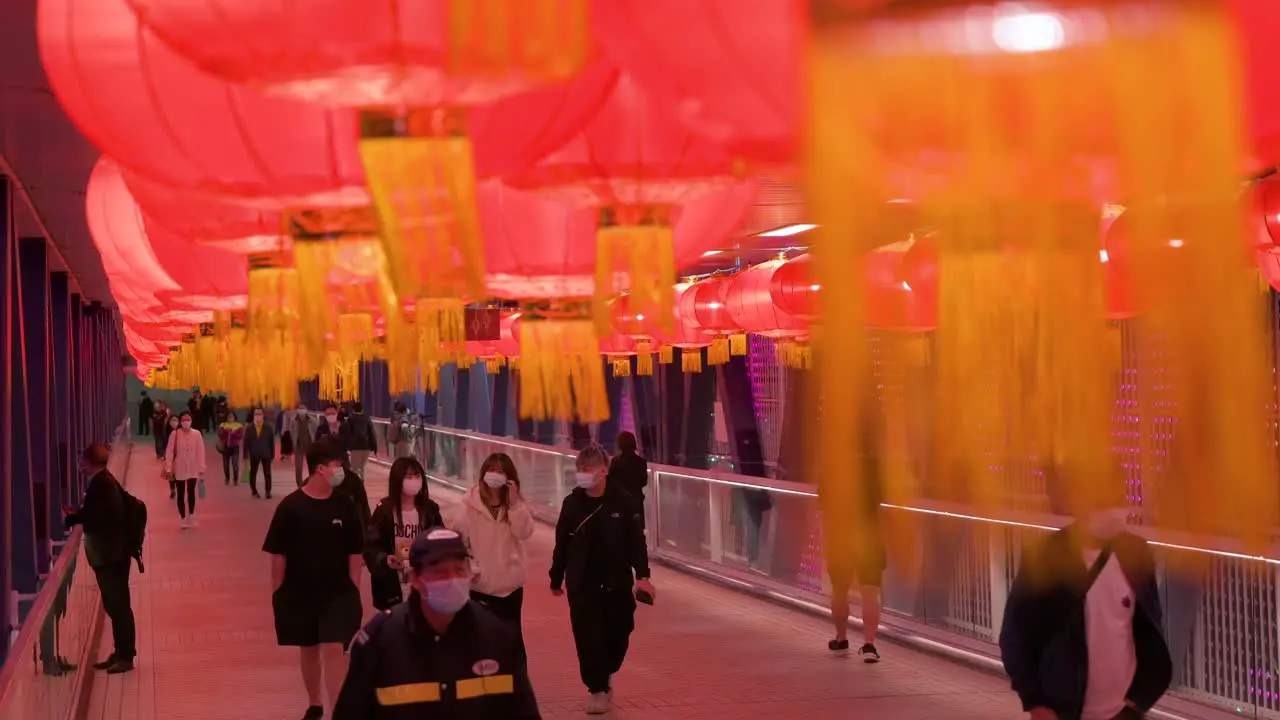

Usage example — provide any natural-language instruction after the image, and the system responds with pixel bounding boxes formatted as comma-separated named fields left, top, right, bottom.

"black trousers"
left=137, top=413, right=150, bottom=435
left=249, top=457, right=272, bottom=496
left=172, top=478, right=197, bottom=517
left=472, top=588, right=525, bottom=654
left=94, top=561, right=136, bottom=660
left=568, top=586, right=636, bottom=694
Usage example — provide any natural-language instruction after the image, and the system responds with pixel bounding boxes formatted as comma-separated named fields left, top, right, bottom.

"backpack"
left=118, top=485, right=149, bottom=572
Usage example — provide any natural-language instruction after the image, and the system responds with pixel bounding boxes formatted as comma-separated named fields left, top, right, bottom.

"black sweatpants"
left=568, top=587, right=636, bottom=694
left=472, top=588, right=525, bottom=653
left=94, top=561, right=136, bottom=660
left=248, top=457, right=272, bottom=497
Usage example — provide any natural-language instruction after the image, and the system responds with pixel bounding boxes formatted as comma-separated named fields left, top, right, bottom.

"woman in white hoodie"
left=164, top=411, right=206, bottom=528
left=450, top=452, right=535, bottom=627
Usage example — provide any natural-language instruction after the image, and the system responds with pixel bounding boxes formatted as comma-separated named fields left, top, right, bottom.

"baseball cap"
left=409, top=528, right=469, bottom=570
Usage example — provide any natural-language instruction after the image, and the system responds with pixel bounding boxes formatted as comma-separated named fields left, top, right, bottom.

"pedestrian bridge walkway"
left=77, top=443, right=1023, bottom=720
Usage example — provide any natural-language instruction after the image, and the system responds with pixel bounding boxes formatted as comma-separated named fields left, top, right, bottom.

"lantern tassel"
left=416, top=298, right=467, bottom=365
left=611, top=358, right=631, bottom=377
left=518, top=318, right=608, bottom=422
left=594, top=206, right=676, bottom=335
left=681, top=348, right=703, bottom=374
left=707, top=337, right=730, bottom=366
left=446, top=0, right=590, bottom=81
left=486, top=356, right=504, bottom=374
left=636, top=352, right=654, bottom=376
left=658, top=345, right=673, bottom=364
left=729, top=333, right=748, bottom=356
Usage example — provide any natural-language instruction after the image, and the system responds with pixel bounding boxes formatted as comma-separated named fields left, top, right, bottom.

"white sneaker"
left=586, top=692, right=611, bottom=714
left=187, top=515, right=199, bottom=528
left=179, top=516, right=190, bottom=529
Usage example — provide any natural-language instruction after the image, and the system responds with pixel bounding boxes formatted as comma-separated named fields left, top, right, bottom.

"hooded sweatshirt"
left=448, top=485, right=535, bottom=597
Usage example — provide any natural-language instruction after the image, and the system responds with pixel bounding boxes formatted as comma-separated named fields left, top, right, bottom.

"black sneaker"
left=859, top=643, right=881, bottom=663
left=828, top=639, right=850, bottom=654
left=105, top=659, right=134, bottom=674
left=92, top=654, right=117, bottom=670
left=301, top=705, right=324, bottom=720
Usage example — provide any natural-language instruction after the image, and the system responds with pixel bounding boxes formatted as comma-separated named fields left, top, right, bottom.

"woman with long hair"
left=164, top=411, right=206, bottom=528
left=449, top=453, right=535, bottom=627
left=364, top=457, right=443, bottom=610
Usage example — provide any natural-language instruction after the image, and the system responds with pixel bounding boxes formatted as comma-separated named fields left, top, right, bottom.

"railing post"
left=708, top=482, right=728, bottom=564
left=988, top=528, right=1008, bottom=639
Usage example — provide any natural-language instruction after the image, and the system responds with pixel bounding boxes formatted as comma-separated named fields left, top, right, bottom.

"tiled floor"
left=83, top=444, right=1024, bottom=720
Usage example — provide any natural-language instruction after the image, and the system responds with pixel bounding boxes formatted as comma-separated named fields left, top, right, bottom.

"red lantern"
left=770, top=254, right=818, bottom=320
left=723, top=259, right=809, bottom=340
left=678, top=276, right=746, bottom=365
left=869, top=240, right=938, bottom=331
left=593, top=0, right=804, bottom=165
left=124, top=0, right=592, bottom=106
left=1250, top=174, right=1280, bottom=252
left=507, top=74, right=749, bottom=330
left=598, top=332, right=638, bottom=378
left=662, top=283, right=715, bottom=374
left=88, top=158, right=248, bottom=310
left=1228, top=0, right=1280, bottom=173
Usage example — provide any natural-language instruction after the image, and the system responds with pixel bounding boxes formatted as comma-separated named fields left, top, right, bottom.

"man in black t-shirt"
left=263, top=439, right=365, bottom=720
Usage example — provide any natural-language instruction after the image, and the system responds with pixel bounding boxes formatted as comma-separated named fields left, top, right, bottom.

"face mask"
left=1085, top=507, right=1129, bottom=539
left=325, top=466, right=345, bottom=487
left=483, top=472, right=507, bottom=489
left=420, top=577, right=471, bottom=614
left=402, top=477, right=423, bottom=496
left=180, top=420, right=192, bottom=429
left=575, top=471, right=600, bottom=489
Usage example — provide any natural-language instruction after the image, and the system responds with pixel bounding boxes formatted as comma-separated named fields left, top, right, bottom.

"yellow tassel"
left=288, top=213, right=383, bottom=370
left=594, top=206, right=676, bottom=335
left=486, top=357, right=504, bottom=374
left=359, top=108, right=485, bottom=302
left=681, top=348, right=703, bottom=374
left=337, top=313, right=377, bottom=367
left=611, top=357, right=631, bottom=377
left=636, top=352, right=654, bottom=376
left=658, top=346, right=673, bottom=364
left=729, top=333, right=748, bottom=356
left=506, top=357, right=520, bottom=372
left=246, top=253, right=299, bottom=347
left=456, top=353, right=475, bottom=370
left=706, top=337, right=730, bottom=366
left=415, top=297, right=467, bottom=365
left=445, top=0, right=590, bottom=83
left=518, top=317, right=608, bottom=422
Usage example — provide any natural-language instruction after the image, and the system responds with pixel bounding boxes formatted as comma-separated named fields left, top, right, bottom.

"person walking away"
left=292, top=404, right=316, bottom=487
left=187, top=386, right=203, bottom=430
left=607, top=432, right=648, bottom=523
left=137, top=391, right=153, bottom=437
left=549, top=444, right=654, bottom=715
left=1000, top=465, right=1172, bottom=720
left=200, top=392, right=217, bottom=432
left=366, top=457, right=443, bottom=611
left=244, top=407, right=277, bottom=499
left=164, top=411, right=206, bottom=528
left=334, top=528, right=541, bottom=719
left=152, top=401, right=171, bottom=461
left=279, top=406, right=295, bottom=461
left=263, top=439, right=365, bottom=720
left=65, top=443, right=136, bottom=674
left=340, top=402, right=378, bottom=479
left=164, top=414, right=181, bottom=498
left=217, top=410, right=245, bottom=485
left=451, top=453, right=534, bottom=632
left=387, top=401, right=414, bottom=459
left=820, top=407, right=886, bottom=661
left=334, top=449, right=373, bottom=532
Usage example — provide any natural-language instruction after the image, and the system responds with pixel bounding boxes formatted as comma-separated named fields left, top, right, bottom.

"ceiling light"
left=1099, top=249, right=1109, bottom=263
left=701, top=249, right=724, bottom=257
left=757, top=223, right=817, bottom=238
left=901, top=281, right=913, bottom=292
left=809, top=284, right=821, bottom=291
left=1168, top=239, right=1185, bottom=248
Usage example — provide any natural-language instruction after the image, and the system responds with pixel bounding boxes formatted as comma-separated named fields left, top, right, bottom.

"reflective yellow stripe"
left=455, top=674, right=515, bottom=700
left=376, top=682, right=441, bottom=705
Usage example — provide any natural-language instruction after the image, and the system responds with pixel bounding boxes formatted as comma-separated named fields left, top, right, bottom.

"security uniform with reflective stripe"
left=333, top=593, right=541, bottom=719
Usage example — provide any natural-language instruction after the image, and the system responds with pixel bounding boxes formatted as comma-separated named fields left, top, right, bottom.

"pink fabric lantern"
left=662, top=283, right=714, bottom=373
left=723, top=259, right=810, bottom=339
left=592, top=1, right=803, bottom=166
left=678, top=276, right=746, bottom=364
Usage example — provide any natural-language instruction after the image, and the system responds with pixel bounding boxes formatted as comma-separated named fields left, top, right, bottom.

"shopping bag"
left=197, top=478, right=206, bottom=499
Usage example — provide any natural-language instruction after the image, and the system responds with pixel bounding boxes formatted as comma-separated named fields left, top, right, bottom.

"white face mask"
left=483, top=472, right=507, bottom=489
left=1084, top=507, right=1129, bottom=539
left=325, top=465, right=345, bottom=488
left=575, top=471, right=600, bottom=489
left=180, top=420, right=192, bottom=429
left=402, top=477, right=423, bottom=496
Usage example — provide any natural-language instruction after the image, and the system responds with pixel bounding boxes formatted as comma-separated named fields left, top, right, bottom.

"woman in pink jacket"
left=165, top=411, right=207, bottom=528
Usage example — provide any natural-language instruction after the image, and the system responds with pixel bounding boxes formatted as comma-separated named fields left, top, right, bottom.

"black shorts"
left=827, top=532, right=887, bottom=590
left=272, top=583, right=362, bottom=648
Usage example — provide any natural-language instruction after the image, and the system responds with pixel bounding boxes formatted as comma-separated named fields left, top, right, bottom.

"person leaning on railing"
left=64, top=443, right=136, bottom=674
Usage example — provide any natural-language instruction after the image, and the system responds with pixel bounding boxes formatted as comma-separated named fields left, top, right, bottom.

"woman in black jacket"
left=364, top=457, right=443, bottom=611
left=607, top=431, right=648, bottom=501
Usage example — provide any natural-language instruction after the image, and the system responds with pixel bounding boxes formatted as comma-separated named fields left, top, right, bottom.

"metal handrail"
left=374, top=417, right=1280, bottom=566
left=0, top=416, right=132, bottom=705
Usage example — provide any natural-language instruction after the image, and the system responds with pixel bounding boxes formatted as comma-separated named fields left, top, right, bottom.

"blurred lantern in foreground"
left=808, top=0, right=1279, bottom=542
left=679, top=276, right=746, bottom=365
left=508, top=74, right=748, bottom=334
left=122, top=0, right=601, bottom=310
left=593, top=0, right=804, bottom=166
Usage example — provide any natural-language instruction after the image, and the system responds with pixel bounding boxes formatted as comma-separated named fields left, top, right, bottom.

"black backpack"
left=118, top=485, right=148, bottom=572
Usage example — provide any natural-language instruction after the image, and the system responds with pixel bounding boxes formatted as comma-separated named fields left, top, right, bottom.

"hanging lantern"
left=507, top=74, right=752, bottom=333
left=609, top=296, right=660, bottom=376
left=1227, top=0, right=1280, bottom=174
left=723, top=258, right=811, bottom=369
left=663, top=283, right=715, bottom=374
left=598, top=333, right=638, bottom=377
left=593, top=0, right=804, bottom=166
left=478, top=180, right=754, bottom=420
left=678, top=276, right=746, bottom=365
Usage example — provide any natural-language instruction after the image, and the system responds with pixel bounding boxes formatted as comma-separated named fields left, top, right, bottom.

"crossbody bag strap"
left=572, top=505, right=605, bottom=536
left=1083, top=544, right=1114, bottom=595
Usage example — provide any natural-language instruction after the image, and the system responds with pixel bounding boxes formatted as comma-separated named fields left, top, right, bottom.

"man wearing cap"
left=334, top=527, right=541, bottom=719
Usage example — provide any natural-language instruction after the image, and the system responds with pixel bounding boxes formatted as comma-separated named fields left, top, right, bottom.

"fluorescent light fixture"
left=757, top=223, right=817, bottom=238
left=1099, top=249, right=1109, bottom=263
left=809, top=284, right=821, bottom=291
left=701, top=249, right=724, bottom=257
left=1168, top=239, right=1185, bottom=248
